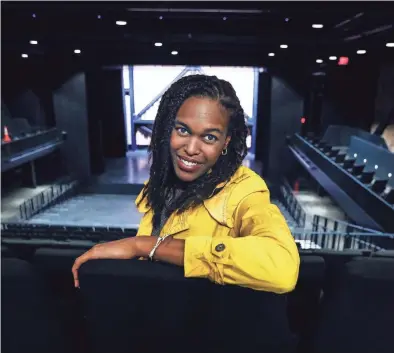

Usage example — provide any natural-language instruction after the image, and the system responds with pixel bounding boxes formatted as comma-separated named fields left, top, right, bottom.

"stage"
left=87, top=150, right=263, bottom=195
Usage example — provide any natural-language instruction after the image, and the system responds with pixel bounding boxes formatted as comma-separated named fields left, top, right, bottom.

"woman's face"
left=170, top=96, right=231, bottom=183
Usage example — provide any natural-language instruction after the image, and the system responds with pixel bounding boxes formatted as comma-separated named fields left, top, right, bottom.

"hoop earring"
left=222, top=148, right=228, bottom=156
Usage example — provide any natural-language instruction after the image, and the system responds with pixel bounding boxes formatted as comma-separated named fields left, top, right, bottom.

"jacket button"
left=215, top=243, right=226, bottom=252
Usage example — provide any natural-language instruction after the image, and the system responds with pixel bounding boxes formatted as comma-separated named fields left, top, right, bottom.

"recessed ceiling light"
left=223, top=16, right=227, bottom=21
left=171, top=51, right=178, bottom=55
left=312, top=24, right=324, bottom=29
left=280, top=44, right=288, bottom=49
left=32, top=13, right=36, bottom=18
left=316, top=59, right=323, bottom=63
left=30, top=40, right=38, bottom=45
left=97, top=15, right=102, bottom=19
left=154, top=42, right=163, bottom=47
left=116, top=20, right=127, bottom=26
left=285, top=18, right=290, bottom=22
left=329, top=56, right=337, bottom=60
left=21, top=53, right=28, bottom=58
left=386, top=42, right=394, bottom=47
left=357, top=49, right=366, bottom=54
left=268, top=53, right=275, bottom=57
left=159, top=16, right=163, bottom=20
left=74, top=49, right=81, bottom=54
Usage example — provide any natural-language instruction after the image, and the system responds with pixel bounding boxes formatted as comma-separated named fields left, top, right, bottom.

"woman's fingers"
left=71, top=247, right=98, bottom=288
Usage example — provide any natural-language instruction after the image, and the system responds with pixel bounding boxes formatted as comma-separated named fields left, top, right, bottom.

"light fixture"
left=268, top=52, right=275, bottom=57
left=285, top=18, right=290, bottom=22
left=159, top=16, right=163, bottom=20
left=386, top=43, right=394, bottom=47
left=354, top=153, right=358, bottom=158
left=21, top=53, right=28, bottom=58
left=312, top=24, right=324, bottom=29
left=223, top=16, right=227, bottom=20
left=280, top=44, right=288, bottom=49
left=171, top=51, right=178, bottom=55
left=32, top=13, right=36, bottom=18
left=74, top=49, right=81, bottom=54
left=316, top=59, right=323, bottom=63
left=389, top=173, right=392, bottom=178
left=116, top=20, right=127, bottom=26
left=357, top=49, right=366, bottom=54
left=154, top=42, right=163, bottom=47
left=97, top=15, right=102, bottom=19
left=363, top=159, right=367, bottom=163
left=375, top=165, right=378, bottom=170
left=329, top=56, right=337, bottom=60
left=30, top=40, right=38, bottom=45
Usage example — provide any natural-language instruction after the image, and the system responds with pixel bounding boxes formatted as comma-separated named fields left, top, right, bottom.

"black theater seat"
left=287, top=255, right=325, bottom=353
left=334, top=153, right=346, bottom=163
left=350, top=164, right=364, bottom=176
left=359, top=170, right=374, bottom=184
left=312, top=257, right=394, bottom=353
left=327, top=149, right=340, bottom=158
left=370, top=178, right=388, bottom=194
left=320, top=145, right=332, bottom=153
left=342, top=158, right=356, bottom=169
left=30, top=248, right=88, bottom=353
left=1, top=257, right=72, bottom=353
left=79, top=259, right=296, bottom=353
left=383, top=188, right=394, bottom=204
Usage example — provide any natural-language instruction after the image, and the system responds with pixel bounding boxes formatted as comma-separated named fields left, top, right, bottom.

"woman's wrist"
left=133, top=236, right=158, bottom=258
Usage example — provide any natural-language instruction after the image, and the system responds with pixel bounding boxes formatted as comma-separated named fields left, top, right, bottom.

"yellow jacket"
left=135, top=166, right=300, bottom=293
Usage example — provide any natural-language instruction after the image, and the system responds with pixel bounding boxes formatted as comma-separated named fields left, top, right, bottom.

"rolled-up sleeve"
left=184, top=191, right=300, bottom=293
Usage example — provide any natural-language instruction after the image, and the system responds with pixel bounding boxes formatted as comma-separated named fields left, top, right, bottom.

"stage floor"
left=96, top=150, right=263, bottom=186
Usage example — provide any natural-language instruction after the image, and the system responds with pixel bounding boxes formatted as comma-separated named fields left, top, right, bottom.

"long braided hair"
left=137, top=74, right=248, bottom=230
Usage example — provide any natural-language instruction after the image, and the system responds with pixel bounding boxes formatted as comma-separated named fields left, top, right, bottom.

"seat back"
left=313, top=257, right=394, bottom=353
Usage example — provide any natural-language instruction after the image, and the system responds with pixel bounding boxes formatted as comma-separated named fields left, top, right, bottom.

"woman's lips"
left=176, top=155, right=203, bottom=173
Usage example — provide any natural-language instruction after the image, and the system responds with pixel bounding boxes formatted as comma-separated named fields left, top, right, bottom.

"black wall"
left=85, top=68, right=127, bottom=161
left=1, top=62, right=55, bottom=128
left=320, top=58, right=381, bottom=133
left=53, top=73, right=91, bottom=180
left=374, top=63, right=394, bottom=125
left=254, top=70, right=304, bottom=183
left=269, top=76, right=304, bottom=181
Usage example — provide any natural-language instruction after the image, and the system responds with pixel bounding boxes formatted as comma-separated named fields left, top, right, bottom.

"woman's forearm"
left=135, top=236, right=185, bottom=266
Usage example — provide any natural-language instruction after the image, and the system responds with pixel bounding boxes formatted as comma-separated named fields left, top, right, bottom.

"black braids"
left=137, top=74, right=248, bottom=230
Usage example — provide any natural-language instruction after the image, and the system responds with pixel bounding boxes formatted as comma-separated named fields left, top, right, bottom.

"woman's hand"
left=71, top=237, right=139, bottom=288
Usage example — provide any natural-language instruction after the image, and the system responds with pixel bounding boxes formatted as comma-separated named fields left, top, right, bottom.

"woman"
left=72, top=74, right=300, bottom=293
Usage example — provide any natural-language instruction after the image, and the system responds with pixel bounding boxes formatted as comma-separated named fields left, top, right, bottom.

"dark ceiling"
left=2, top=1, right=394, bottom=69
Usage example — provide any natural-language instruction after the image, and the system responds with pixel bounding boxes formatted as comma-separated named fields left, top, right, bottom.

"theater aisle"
left=25, top=194, right=142, bottom=228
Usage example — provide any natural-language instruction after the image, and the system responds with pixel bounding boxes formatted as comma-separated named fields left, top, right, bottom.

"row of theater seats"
left=1, top=115, right=42, bottom=140
left=2, top=236, right=394, bottom=353
left=306, top=137, right=394, bottom=205
left=1, top=223, right=138, bottom=246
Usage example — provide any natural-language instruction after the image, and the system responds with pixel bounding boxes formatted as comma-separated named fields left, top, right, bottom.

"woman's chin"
left=175, top=168, right=199, bottom=183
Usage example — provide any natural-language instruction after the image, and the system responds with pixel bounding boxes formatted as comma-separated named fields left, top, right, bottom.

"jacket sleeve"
left=183, top=191, right=300, bottom=293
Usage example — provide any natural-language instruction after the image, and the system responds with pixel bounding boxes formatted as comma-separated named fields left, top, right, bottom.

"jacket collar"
left=135, top=166, right=251, bottom=225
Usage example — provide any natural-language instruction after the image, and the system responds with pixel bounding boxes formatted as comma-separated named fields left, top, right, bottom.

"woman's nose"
left=185, top=138, right=200, bottom=156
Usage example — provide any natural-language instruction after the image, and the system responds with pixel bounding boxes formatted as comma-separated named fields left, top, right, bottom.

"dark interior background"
left=2, top=1, right=394, bottom=183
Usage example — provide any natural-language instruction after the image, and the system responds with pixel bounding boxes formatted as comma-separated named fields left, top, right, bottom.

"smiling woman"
left=72, top=74, right=300, bottom=293
left=171, top=97, right=231, bottom=182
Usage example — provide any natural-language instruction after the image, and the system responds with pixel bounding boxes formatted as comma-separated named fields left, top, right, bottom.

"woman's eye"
left=176, top=127, right=188, bottom=135
left=205, top=134, right=218, bottom=142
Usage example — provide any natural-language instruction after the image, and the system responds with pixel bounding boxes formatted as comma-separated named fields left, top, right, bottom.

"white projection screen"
left=123, top=65, right=257, bottom=149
